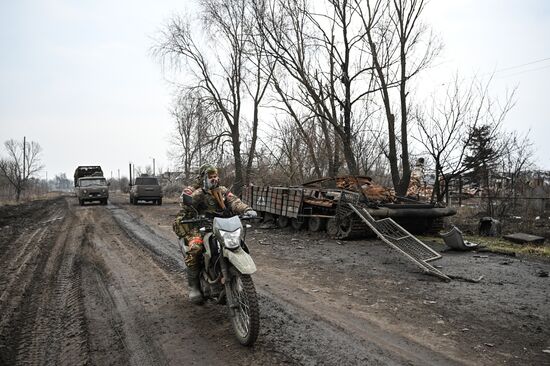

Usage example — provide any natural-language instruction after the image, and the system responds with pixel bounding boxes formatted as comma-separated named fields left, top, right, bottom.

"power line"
left=427, top=56, right=550, bottom=76
left=427, top=56, right=550, bottom=89
left=492, top=56, right=550, bottom=74
left=496, top=63, right=550, bottom=79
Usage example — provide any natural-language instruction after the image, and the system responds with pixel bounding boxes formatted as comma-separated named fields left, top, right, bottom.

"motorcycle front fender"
left=223, top=247, right=256, bottom=274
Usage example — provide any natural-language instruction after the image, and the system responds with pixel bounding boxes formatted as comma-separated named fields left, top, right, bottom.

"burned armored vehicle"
left=241, top=176, right=456, bottom=239
left=74, top=166, right=109, bottom=206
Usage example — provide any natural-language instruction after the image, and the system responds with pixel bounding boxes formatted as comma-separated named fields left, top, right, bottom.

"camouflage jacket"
left=196, top=186, right=249, bottom=213
left=178, top=186, right=250, bottom=218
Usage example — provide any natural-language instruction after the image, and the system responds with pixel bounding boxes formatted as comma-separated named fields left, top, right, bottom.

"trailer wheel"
left=326, top=216, right=353, bottom=239
left=326, top=218, right=338, bottom=237
left=338, top=216, right=353, bottom=238
left=290, top=217, right=305, bottom=230
left=308, top=217, right=326, bottom=232
left=262, top=213, right=275, bottom=224
left=277, top=216, right=289, bottom=228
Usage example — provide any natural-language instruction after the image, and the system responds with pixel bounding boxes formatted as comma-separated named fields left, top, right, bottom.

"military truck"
left=74, top=166, right=109, bottom=206
left=129, top=175, right=163, bottom=205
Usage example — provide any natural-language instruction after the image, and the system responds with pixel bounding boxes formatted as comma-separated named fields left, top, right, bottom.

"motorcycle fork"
left=219, top=252, right=237, bottom=317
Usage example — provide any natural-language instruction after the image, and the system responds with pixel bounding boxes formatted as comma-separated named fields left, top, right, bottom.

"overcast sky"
left=1, top=0, right=549, bottom=181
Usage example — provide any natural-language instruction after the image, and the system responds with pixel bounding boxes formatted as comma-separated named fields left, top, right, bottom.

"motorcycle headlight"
left=220, top=228, right=241, bottom=249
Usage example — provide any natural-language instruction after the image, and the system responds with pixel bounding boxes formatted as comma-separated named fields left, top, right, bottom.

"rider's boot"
left=187, top=268, right=204, bottom=304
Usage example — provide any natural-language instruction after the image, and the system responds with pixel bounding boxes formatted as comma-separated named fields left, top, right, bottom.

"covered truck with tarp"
left=241, top=175, right=456, bottom=239
left=74, top=166, right=103, bottom=186
left=74, top=165, right=109, bottom=205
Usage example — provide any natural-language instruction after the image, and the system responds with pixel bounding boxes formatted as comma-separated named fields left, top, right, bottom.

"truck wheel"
left=290, top=217, right=305, bottom=230
left=338, top=216, right=353, bottom=238
left=308, top=217, right=326, bottom=232
left=262, top=213, right=274, bottom=225
left=276, top=216, right=289, bottom=228
left=158, top=198, right=162, bottom=205
left=326, top=218, right=338, bottom=237
left=79, top=199, right=84, bottom=206
left=129, top=196, right=133, bottom=204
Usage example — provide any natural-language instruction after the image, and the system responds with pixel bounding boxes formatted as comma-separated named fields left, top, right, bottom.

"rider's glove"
left=243, top=209, right=258, bottom=218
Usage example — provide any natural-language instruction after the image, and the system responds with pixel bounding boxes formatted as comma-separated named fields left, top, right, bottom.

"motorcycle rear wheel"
left=229, top=273, right=259, bottom=346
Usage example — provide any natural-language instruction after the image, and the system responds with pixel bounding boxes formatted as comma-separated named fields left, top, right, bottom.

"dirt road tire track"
left=0, top=197, right=89, bottom=366
left=2, top=195, right=549, bottom=365
left=107, top=199, right=465, bottom=365
left=80, top=200, right=300, bottom=365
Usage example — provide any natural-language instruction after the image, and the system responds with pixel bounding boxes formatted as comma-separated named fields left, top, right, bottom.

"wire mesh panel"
left=335, top=190, right=360, bottom=217
left=243, top=186, right=303, bottom=219
left=349, top=203, right=450, bottom=281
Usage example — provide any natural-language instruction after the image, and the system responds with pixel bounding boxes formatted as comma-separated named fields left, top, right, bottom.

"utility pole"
left=129, top=163, right=133, bottom=185
left=23, top=136, right=26, bottom=182
left=149, top=157, right=156, bottom=176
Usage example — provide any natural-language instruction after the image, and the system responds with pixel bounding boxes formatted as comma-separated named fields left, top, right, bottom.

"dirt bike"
left=178, top=208, right=260, bottom=346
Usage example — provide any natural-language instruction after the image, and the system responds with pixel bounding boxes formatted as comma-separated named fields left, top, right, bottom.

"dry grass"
left=466, top=235, right=550, bottom=258
left=420, top=234, right=550, bottom=258
left=0, top=191, right=68, bottom=206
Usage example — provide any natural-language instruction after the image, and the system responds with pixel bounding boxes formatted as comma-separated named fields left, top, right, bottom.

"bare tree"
left=414, top=75, right=475, bottom=203
left=353, top=118, right=387, bottom=176
left=243, top=11, right=277, bottom=183
left=268, top=72, right=325, bottom=177
left=259, top=117, right=313, bottom=184
left=53, top=173, right=72, bottom=190
left=154, top=0, right=257, bottom=194
left=168, top=91, right=215, bottom=179
left=256, top=0, right=438, bottom=191
left=0, top=138, right=44, bottom=201
left=256, top=0, right=380, bottom=175
left=415, top=75, right=516, bottom=204
left=360, top=0, right=441, bottom=196
left=500, top=130, right=534, bottom=192
left=491, top=129, right=535, bottom=216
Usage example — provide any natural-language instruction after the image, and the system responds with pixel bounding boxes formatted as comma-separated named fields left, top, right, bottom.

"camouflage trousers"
left=173, top=214, right=204, bottom=271
left=183, top=235, right=204, bottom=271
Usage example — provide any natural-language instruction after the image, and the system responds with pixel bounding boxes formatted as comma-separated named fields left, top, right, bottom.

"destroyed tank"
left=241, top=176, right=456, bottom=239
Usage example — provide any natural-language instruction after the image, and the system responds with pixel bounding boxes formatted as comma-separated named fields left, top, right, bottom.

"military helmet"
left=199, top=164, right=217, bottom=177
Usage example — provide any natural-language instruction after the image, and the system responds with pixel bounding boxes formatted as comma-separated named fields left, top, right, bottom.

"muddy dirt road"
left=0, top=194, right=549, bottom=365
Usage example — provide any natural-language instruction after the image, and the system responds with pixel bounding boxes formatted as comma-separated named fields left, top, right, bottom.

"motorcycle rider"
left=173, top=164, right=257, bottom=304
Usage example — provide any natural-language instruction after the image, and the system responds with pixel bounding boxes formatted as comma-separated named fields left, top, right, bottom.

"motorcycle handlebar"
left=178, top=214, right=260, bottom=224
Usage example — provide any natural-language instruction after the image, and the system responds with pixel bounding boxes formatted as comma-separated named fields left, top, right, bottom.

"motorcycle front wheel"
left=229, top=272, right=260, bottom=346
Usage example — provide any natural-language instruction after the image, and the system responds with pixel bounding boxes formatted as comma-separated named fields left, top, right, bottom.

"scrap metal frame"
left=348, top=203, right=451, bottom=282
